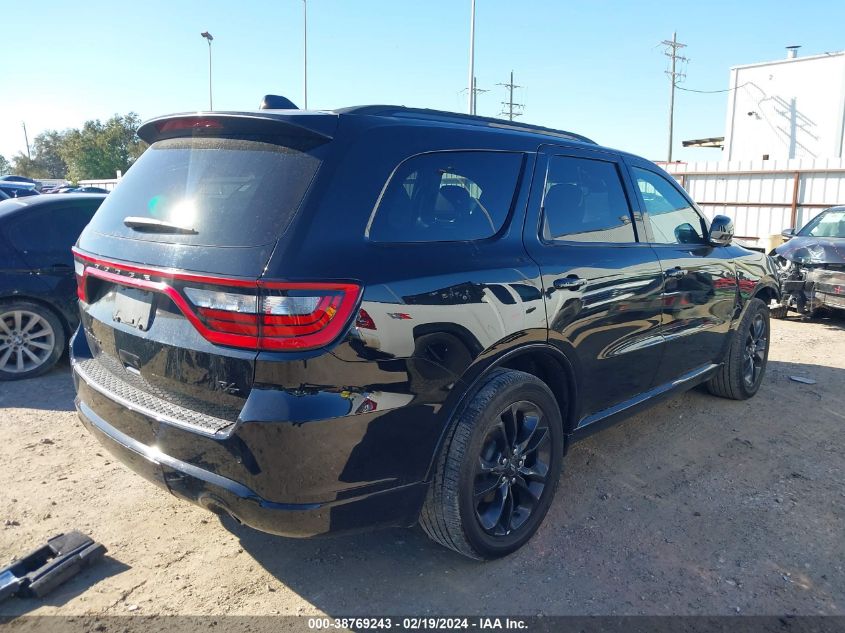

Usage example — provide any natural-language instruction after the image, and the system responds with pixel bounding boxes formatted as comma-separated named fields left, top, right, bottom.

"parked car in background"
left=70, top=186, right=110, bottom=194
left=773, top=206, right=845, bottom=317
left=0, top=194, right=106, bottom=379
left=0, top=182, right=40, bottom=198
left=45, top=186, right=110, bottom=194
left=0, top=175, right=40, bottom=190
left=70, top=103, right=779, bottom=560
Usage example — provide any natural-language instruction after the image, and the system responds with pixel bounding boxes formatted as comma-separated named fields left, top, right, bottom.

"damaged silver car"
left=772, top=206, right=845, bottom=318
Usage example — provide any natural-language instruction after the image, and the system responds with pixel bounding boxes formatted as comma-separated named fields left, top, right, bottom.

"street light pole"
left=467, top=0, right=476, bottom=115
left=303, top=0, right=308, bottom=109
left=201, top=31, right=214, bottom=110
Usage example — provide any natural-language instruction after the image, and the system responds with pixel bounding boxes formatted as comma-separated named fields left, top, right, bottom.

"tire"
left=706, top=298, right=770, bottom=400
left=420, top=368, right=564, bottom=560
left=0, top=301, right=66, bottom=381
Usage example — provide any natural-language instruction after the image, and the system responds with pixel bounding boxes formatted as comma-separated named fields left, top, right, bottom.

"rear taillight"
left=74, top=260, right=86, bottom=301
left=73, top=251, right=360, bottom=351
left=183, top=284, right=359, bottom=349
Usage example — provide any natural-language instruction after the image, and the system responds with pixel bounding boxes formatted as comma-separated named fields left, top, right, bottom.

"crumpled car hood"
left=775, top=237, right=845, bottom=265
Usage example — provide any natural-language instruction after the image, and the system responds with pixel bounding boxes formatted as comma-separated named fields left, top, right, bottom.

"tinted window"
left=369, top=151, right=523, bottom=242
left=86, top=137, right=320, bottom=248
left=6, top=201, right=102, bottom=265
left=542, top=156, right=635, bottom=243
left=0, top=186, right=38, bottom=198
left=633, top=167, right=706, bottom=244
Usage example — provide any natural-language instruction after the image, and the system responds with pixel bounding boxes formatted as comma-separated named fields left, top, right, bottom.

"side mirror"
left=781, top=228, right=796, bottom=240
left=709, top=215, right=734, bottom=246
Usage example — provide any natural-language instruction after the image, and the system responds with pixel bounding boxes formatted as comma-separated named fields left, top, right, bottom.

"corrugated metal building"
left=669, top=48, right=845, bottom=246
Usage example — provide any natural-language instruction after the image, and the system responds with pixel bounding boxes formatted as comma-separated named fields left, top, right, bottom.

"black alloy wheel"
left=474, top=401, right=552, bottom=536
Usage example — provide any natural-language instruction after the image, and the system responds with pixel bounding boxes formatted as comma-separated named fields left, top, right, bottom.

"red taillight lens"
left=74, top=260, right=86, bottom=301
left=73, top=251, right=361, bottom=351
left=182, top=283, right=360, bottom=350
left=185, top=288, right=260, bottom=335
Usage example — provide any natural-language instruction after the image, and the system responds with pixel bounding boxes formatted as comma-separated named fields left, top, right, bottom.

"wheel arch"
left=752, top=282, right=780, bottom=306
left=424, top=342, right=579, bottom=481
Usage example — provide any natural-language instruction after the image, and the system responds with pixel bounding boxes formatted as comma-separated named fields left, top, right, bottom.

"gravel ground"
left=0, top=316, right=843, bottom=618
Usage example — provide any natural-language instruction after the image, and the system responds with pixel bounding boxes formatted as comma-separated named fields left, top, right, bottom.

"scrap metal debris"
left=0, top=531, right=106, bottom=602
left=789, top=376, right=817, bottom=385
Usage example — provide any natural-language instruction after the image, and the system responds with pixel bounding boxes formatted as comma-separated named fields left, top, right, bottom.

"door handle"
left=553, top=276, right=586, bottom=290
left=664, top=267, right=687, bottom=279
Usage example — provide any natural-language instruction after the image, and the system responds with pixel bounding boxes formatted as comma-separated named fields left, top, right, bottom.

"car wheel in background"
left=0, top=301, right=66, bottom=381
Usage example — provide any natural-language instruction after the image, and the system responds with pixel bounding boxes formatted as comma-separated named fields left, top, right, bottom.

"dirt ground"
left=1, top=316, right=843, bottom=618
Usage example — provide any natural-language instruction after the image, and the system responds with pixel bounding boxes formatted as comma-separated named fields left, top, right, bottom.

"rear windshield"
left=86, top=137, right=320, bottom=247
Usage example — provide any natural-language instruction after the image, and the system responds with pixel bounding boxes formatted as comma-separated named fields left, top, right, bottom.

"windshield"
left=798, top=209, right=845, bottom=238
left=86, top=137, right=321, bottom=248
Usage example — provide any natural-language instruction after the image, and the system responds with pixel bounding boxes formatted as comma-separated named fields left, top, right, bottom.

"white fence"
left=659, top=158, right=845, bottom=246
left=78, top=178, right=120, bottom=192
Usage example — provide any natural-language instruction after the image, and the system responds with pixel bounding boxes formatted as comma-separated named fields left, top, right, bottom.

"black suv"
left=71, top=104, right=779, bottom=559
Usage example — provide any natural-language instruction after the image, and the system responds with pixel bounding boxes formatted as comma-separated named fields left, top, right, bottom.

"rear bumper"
left=75, top=397, right=428, bottom=537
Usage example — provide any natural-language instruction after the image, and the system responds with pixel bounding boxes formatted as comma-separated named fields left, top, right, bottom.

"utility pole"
left=21, top=122, right=31, bottom=160
left=662, top=31, right=687, bottom=162
left=497, top=71, right=524, bottom=121
left=467, top=0, right=476, bottom=115
left=471, top=77, right=488, bottom=115
left=460, top=76, right=487, bottom=115
left=201, top=31, right=214, bottom=110
left=302, top=0, right=308, bottom=109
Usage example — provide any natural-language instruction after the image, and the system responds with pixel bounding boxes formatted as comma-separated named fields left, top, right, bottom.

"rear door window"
left=542, top=155, right=636, bottom=243
left=86, top=137, right=320, bottom=248
left=368, top=151, right=524, bottom=242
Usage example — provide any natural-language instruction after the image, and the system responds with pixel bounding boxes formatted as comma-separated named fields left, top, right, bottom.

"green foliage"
left=60, top=113, right=148, bottom=181
left=11, top=130, right=68, bottom=179
left=9, top=113, right=148, bottom=181
left=11, top=153, right=48, bottom=178
left=0, top=154, right=11, bottom=176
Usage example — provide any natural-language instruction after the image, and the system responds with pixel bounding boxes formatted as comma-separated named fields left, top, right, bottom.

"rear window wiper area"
left=123, top=216, right=198, bottom=235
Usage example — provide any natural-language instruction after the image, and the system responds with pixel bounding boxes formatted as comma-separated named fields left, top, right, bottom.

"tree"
left=60, top=113, right=147, bottom=181
left=9, top=130, right=68, bottom=179
left=11, top=153, right=49, bottom=179
left=0, top=154, right=11, bottom=176
left=31, top=130, right=68, bottom=178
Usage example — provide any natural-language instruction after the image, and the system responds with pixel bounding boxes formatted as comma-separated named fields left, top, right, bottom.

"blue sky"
left=2, top=0, right=844, bottom=164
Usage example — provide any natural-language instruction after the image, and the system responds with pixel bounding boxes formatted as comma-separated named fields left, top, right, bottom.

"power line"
left=460, top=76, right=488, bottom=115
left=497, top=71, right=524, bottom=121
left=674, top=81, right=751, bottom=94
left=662, top=31, right=687, bottom=162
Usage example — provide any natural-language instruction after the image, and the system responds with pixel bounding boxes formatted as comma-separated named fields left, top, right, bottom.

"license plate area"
left=113, top=287, right=155, bottom=331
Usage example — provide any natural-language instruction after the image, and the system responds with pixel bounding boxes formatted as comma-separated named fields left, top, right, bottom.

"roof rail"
left=335, top=105, right=596, bottom=144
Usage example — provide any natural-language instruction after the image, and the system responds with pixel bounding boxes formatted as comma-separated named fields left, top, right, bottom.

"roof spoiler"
left=137, top=111, right=337, bottom=145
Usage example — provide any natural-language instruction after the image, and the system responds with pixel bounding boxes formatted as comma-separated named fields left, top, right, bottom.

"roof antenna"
left=260, top=95, right=299, bottom=110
